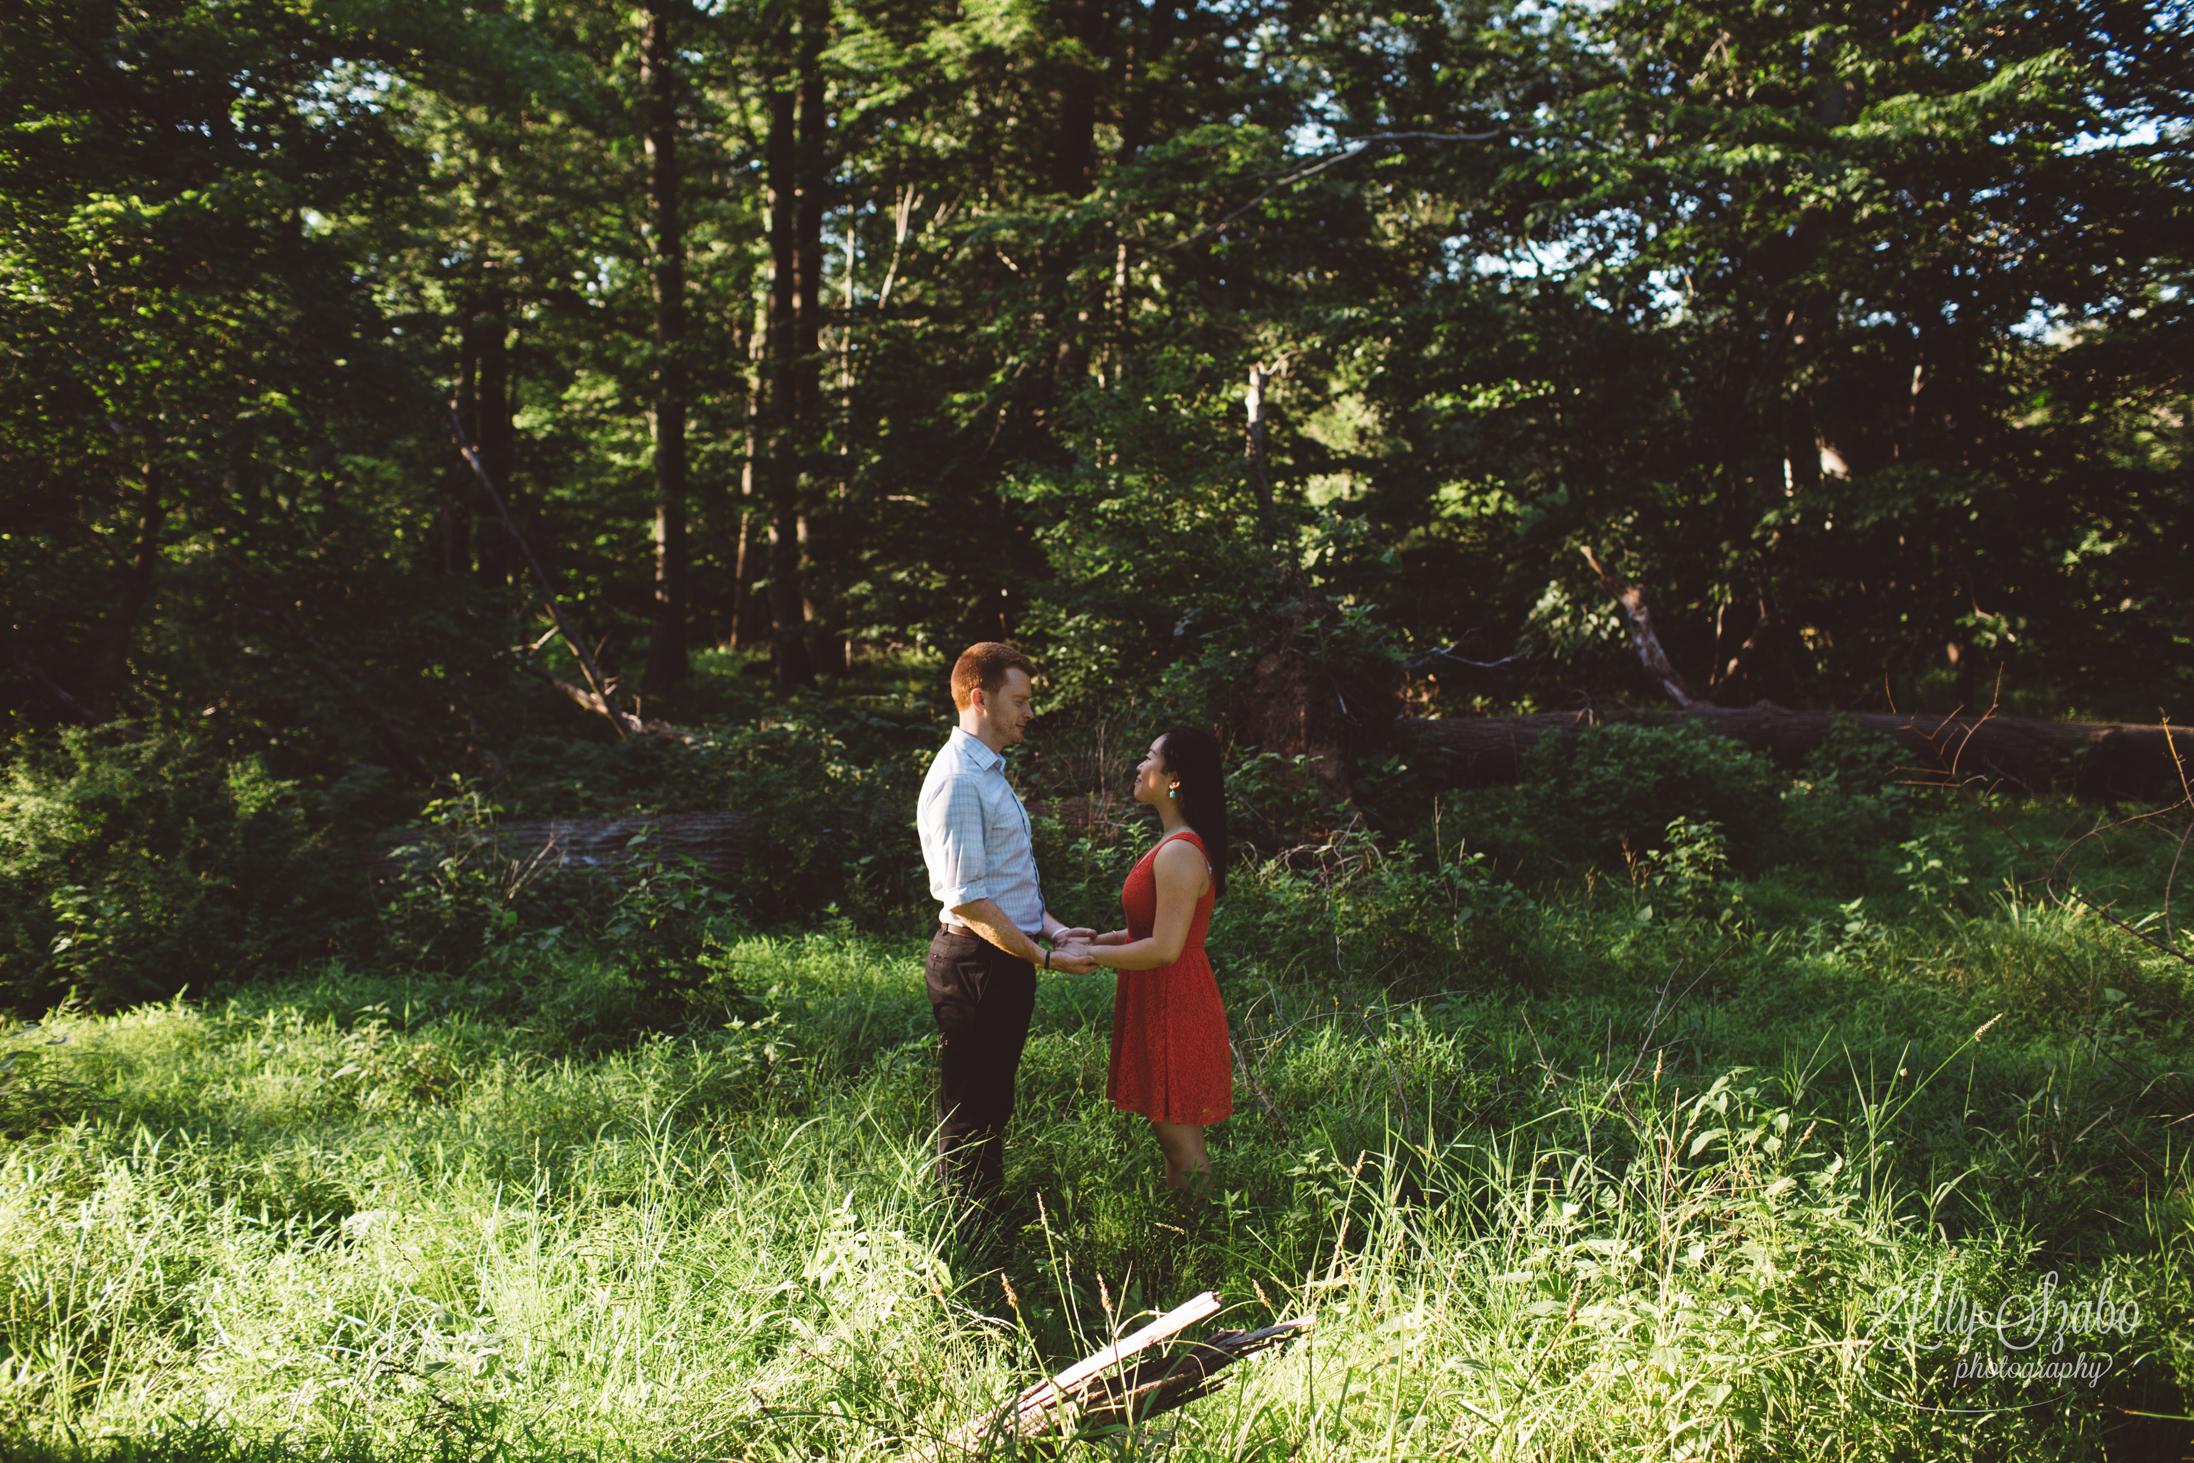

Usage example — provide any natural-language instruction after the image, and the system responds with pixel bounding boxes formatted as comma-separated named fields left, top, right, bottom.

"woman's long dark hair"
left=1157, top=726, right=1229, bottom=898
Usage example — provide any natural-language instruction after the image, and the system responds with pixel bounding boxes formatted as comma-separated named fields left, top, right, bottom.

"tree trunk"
left=764, top=72, right=814, bottom=690
left=642, top=0, right=689, bottom=695
left=1052, top=0, right=1111, bottom=197
left=1114, top=0, right=1173, bottom=161
left=730, top=320, right=769, bottom=650
left=446, top=300, right=480, bottom=575
left=88, top=462, right=165, bottom=721
left=1409, top=705, right=2190, bottom=803
left=360, top=811, right=753, bottom=888
left=475, top=277, right=515, bottom=586
left=1246, top=363, right=1274, bottom=556
left=794, top=8, right=844, bottom=677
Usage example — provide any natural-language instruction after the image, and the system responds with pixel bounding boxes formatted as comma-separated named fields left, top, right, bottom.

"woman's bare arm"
left=1084, top=841, right=1208, bottom=970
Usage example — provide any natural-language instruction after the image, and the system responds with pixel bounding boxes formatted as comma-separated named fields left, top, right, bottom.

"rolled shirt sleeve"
left=922, top=767, right=992, bottom=910
left=918, top=729, right=1045, bottom=933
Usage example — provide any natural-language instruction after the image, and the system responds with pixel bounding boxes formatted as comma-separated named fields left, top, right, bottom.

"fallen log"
left=916, top=1291, right=1311, bottom=1459
left=1408, top=704, right=2189, bottom=802
left=357, top=811, right=752, bottom=887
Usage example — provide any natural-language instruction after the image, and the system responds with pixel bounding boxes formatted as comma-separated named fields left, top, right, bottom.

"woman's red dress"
left=1107, top=829, right=1233, bottom=1125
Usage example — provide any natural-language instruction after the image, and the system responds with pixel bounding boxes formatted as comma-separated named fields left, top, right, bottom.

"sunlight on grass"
left=3, top=872, right=2188, bottom=1460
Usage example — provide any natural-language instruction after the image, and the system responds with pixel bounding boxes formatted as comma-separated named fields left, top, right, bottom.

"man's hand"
left=1048, top=942, right=1099, bottom=974
left=1052, top=925, right=1097, bottom=945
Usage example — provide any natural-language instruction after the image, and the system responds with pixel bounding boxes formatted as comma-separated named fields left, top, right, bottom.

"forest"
left=2, top=0, right=2192, bottom=1459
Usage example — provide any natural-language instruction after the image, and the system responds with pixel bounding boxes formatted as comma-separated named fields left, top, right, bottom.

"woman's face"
left=1132, top=736, right=1177, bottom=808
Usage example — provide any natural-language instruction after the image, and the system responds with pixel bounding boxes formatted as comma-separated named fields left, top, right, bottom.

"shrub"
left=1518, top=721, right=1785, bottom=873
left=1214, top=828, right=1543, bottom=992
left=1476, top=719, right=1909, bottom=891
left=0, top=730, right=363, bottom=1013
left=1777, top=718, right=1912, bottom=889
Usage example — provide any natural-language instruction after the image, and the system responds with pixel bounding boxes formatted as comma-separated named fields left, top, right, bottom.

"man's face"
left=975, top=668, right=1035, bottom=748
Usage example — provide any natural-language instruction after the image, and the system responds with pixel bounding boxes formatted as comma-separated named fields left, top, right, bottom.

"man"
left=917, top=642, right=1094, bottom=1226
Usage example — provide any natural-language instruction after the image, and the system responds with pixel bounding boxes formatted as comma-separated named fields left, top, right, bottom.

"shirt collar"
left=950, top=725, right=1004, bottom=771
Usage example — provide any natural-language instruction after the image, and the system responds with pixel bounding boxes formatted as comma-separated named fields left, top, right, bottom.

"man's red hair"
left=951, top=642, right=1036, bottom=711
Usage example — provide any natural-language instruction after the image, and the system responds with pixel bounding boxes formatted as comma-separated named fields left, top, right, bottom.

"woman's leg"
left=1149, top=1121, right=1212, bottom=1196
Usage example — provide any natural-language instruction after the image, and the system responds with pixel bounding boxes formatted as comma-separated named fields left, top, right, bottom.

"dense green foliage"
left=0, top=731, right=364, bottom=1014
left=4, top=0, right=2187, bottom=779
left=0, top=671, right=1940, bottom=1014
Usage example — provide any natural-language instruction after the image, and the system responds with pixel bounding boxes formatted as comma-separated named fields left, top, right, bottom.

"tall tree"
left=641, top=0, right=690, bottom=694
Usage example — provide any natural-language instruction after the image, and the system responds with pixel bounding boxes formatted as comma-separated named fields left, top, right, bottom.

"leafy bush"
left=1227, top=750, right=1340, bottom=853
left=1445, top=720, right=1911, bottom=895
left=1778, top=718, right=1913, bottom=889
left=473, top=696, right=941, bottom=932
left=1214, top=828, right=1544, bottom=992
left=1028, top=815, right=1146, bottom=935
left=1519, top=721, right=1785, bottom=873
left=1636, top=814, right=1741, bottom=921
left=0, top=731, right=364, bottom=1013
left=365, top=781, right=770, bottom=1043
left=696, top=709, right=936, bottom=926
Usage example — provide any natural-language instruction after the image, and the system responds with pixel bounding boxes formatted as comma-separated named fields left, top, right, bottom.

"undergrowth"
left=3, top=684, right=2191, bottom=1459
left=1, top=850, right=2189, bottom=1460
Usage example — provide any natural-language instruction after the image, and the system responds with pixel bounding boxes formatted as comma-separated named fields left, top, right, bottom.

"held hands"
left=1042, top=924, right=1130, bottom=975
left=1047, top=941, right=1099, bottom=974
left=1046, top=924, right=1099, bottom=974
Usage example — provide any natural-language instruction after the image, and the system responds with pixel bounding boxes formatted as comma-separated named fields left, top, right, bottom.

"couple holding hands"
left=917, top=642, right=1232, bottom=1227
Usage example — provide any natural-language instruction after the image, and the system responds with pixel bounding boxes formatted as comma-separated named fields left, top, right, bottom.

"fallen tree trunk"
left=1409, top=704, right=2189, bottom=802
left=357, top=811, right=752, bottom=887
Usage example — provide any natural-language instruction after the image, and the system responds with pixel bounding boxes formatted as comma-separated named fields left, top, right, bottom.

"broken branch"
left=1580, top=546, right=1694, bottom=708
left=916, top=1292, right=1310, bottom=1459
left=449, top=406, right=637, bottom=739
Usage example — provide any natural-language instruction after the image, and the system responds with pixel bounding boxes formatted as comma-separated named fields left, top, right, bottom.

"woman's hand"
left=1048, top=942, right=1099, bottom=974
left=1052, top=940, right=1101, bottom=972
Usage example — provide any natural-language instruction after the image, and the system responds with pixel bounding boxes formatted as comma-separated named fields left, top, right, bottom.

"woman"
left=1061, top=727, right=1232, bottom=1197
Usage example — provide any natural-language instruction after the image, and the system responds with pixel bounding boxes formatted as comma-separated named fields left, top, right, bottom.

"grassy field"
left=2, top=787, right=2190, bottom=1463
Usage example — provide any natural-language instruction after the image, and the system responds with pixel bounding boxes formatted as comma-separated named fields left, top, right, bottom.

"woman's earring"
left=1168, top=786, right=1177, bottom=799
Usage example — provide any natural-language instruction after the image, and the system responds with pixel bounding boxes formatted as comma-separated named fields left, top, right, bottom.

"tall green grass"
left=2, top=837, right=2189, bottom=1461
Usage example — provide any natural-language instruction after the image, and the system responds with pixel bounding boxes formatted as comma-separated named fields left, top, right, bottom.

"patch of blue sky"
left=297, top=64, right=395, bottom=121
left=2010, top=303, right=2063, bottom=341
left=2066, top=119, right=2163, bottom=154
left=1469, top=238, right=1581, bottom=279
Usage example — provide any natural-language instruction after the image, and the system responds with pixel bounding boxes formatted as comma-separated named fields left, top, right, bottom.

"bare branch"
left=1158, top=130, right=1508, bottom=255
left=1580, top=546, right=1694, bottom=707
left=1407, top=643, right=1523, bottom=674
left=914, top=1294, right=1310, bottom=1459
left=450, top=406, right=637, bottom=739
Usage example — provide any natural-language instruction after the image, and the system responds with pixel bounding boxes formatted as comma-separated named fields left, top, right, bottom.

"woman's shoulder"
left=1152, top=831, right=1212, bottom=885
left=1152, top=829, right=1207, bottom=863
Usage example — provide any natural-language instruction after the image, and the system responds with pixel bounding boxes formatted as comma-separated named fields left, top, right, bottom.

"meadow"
left=1, top=709, right=2190, bottom=1462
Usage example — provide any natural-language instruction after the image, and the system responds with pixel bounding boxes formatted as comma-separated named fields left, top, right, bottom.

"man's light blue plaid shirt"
left=918, top=728, right=1045, bottom=934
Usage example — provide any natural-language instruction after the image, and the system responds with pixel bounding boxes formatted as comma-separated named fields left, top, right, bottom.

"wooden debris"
left=356, top=810, right=751, bottom=888
left=917, top=1292, right=1311, bottom=1459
